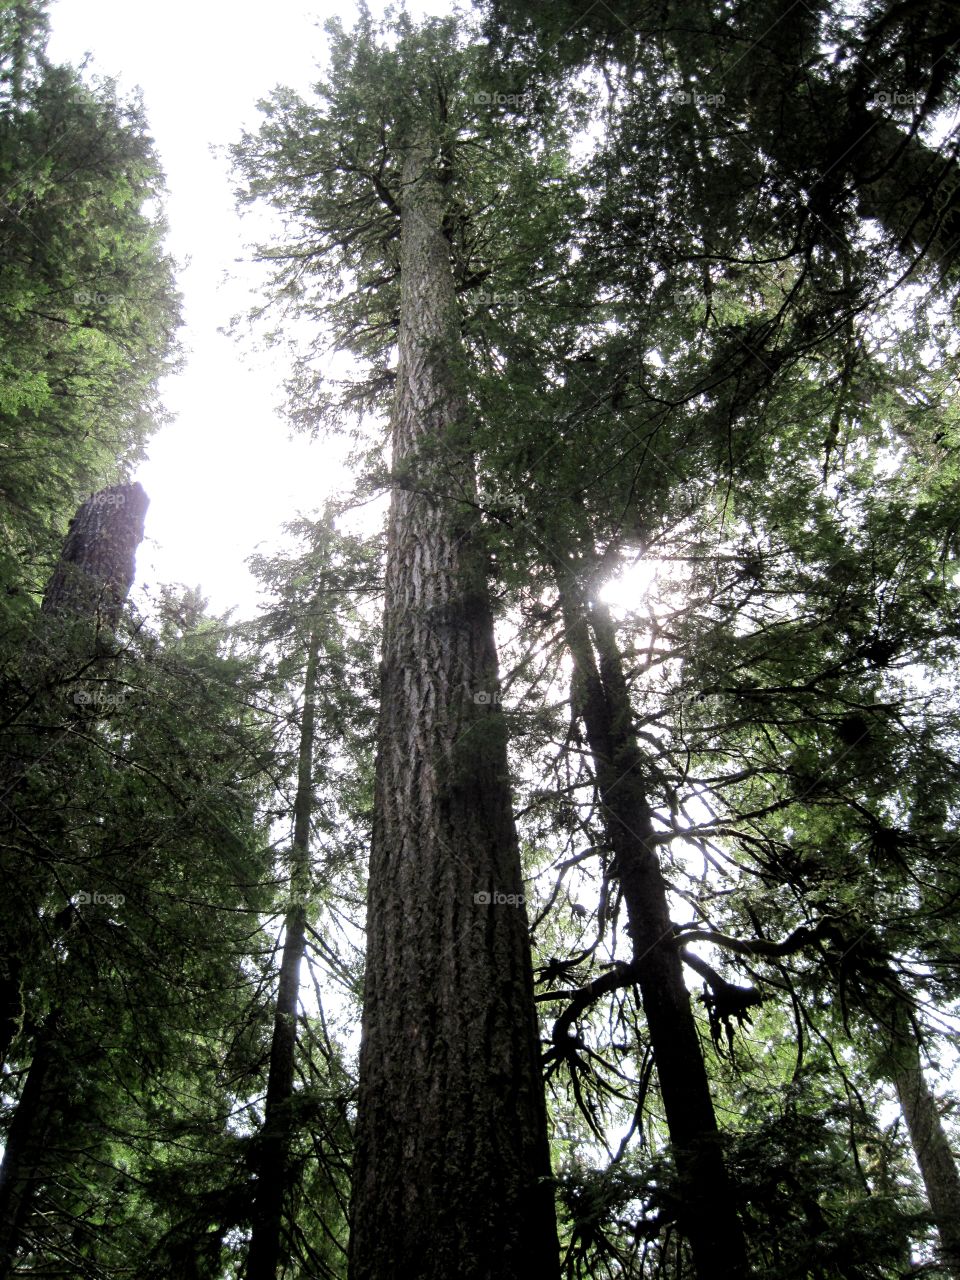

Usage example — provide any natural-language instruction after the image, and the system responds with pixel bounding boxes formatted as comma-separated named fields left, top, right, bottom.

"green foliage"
left=0, top=1, right=180, bottom=596
left=1, top=0, right=957, bottom=1276
left=227, top=2, right=960, bottom=1271
left=0, top=584, right=280, bottom=1273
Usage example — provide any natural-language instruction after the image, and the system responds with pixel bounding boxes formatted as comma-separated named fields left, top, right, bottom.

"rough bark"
left=0, top=1012, right=60, bottom=1279
left=348, top=130, right=558, bottom=1280
left=246, top=629, right=320, bottom=1280
left=0, top=484, right=149, bottom=1268
left=555, top=574, right=749, bottom=1279
left=887, top=1001, right=960, bottom=1278
left=41, top=480, right=148, bottom=629
left=1, top=482, right=148, bottom=1065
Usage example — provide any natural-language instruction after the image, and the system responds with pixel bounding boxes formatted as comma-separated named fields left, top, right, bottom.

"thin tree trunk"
left=887, top=1000, right=960, bottom=1277
left=246, top=628, right=320, bottom=1280
left=349, top=129, right=558, bottom=1280
left=554, top=573, right=749, bottom=1279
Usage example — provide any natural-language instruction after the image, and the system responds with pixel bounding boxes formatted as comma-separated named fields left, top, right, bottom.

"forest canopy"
left=2, top=1, right=960, bottom=1278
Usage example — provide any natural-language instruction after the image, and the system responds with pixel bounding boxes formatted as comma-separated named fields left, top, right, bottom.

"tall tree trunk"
left=886, top=997, right=960, bottom=1277
left=0, top=483, right=149, bottom=1268
left=1, top=481, right=149, bottom=1066
left=246, top=628, right=320, bottom=1280
left=0, top=956, right=22, bottom=1072
left=554, top=572, right=749, bottom=1279
left=348, top=129, right=558, bottom=1280
left=0, top=1012, right=60, bottom=1278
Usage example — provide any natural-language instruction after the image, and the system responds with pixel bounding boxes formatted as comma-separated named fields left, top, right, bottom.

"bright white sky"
left=45, top=0, right=451, bottom=617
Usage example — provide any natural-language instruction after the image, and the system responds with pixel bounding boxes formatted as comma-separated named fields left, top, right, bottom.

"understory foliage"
left=1, top=0, right=960, bottom=1277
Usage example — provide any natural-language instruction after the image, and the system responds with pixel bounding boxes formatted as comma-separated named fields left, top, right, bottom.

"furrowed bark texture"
left=2, top=479, right=148, bottom=806
left=246, top=629, right=320, bottom=1280
left=349, top=133, right=558, bottom=1280
left=556, top=578, right=749, bottom=1280
left=40, top=481, right=148, bottom=628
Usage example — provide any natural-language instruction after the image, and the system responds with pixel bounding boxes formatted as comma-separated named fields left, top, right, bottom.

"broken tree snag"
left=40, top=482, right=148, bottom=629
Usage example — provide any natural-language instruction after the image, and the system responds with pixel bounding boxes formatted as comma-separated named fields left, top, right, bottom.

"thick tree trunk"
left=246, top=629, right=320, bottom=1280
left=555, top=575, right=749, bottom=1280
left=0, top=957, right=22, bottom=1071
left=41, top=480, right=148, bottom=629
left=1, top=482, right=149, bottom=1065
left=887, top=1001, right=960, bottom=1278
left=348, top=131, right=558, bottom=1280
left=0, top=484, right=150, bottom=1268
left=0, top=1012, right=60, bottom=1278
